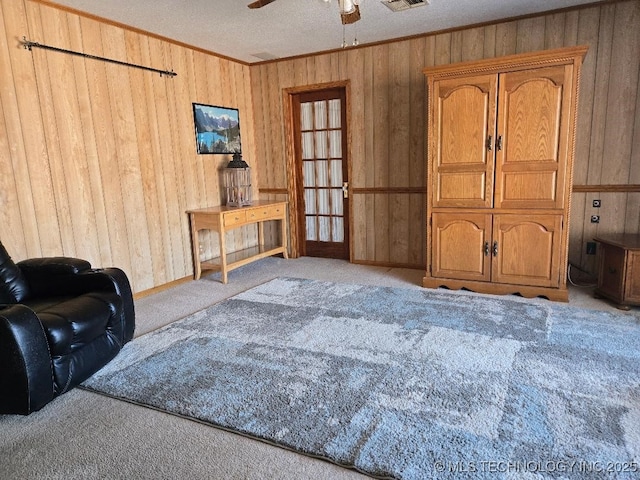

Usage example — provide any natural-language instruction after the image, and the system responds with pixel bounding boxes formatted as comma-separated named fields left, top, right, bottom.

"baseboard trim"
left=351, top=259, right=424, bottom=270
left=133, top=276, right=193, bottom=299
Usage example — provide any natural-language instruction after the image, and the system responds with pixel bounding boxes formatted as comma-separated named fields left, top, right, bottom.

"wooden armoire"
left=422, top=46, right=588, bottom=302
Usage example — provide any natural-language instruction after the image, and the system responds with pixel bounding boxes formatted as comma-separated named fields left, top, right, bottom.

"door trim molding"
left=282, top=80, right=352, bottom=259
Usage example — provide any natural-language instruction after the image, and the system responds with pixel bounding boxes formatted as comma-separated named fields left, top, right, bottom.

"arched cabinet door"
left=491, top=214, right=563, bottom=288
left=432, top=212, right=492, bottom=282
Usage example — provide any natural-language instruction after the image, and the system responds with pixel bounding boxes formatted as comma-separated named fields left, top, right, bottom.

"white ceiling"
left=46, top=0, right=597, bottom=64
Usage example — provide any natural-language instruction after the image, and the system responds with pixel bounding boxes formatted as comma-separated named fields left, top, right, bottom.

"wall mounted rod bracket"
left=21, top=37, right=177, bottom=77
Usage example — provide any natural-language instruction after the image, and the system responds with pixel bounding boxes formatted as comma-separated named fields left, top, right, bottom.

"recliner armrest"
left=0, top=304, right=55, bottom=415
left=17, top=257, right=92, bottom=275
left=18, top=257, right=93, bottom=299
left=77, top=268, right=136, bottom=343
left=18, top=263, right=135, bottom=344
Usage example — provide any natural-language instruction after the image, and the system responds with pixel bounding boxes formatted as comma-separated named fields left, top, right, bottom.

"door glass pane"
left=315, top=131, right=327, bottom=158
left=328, top=99, right=341, bottom=128
left=305, top=189, right=316, bottom=214
left=316, top=160, right=329, bottom=187
left=329, top=130, right=342, bottom=157
left=306, top=217, right=317, bottom=240
left=332, top=217, right=344, bottom=242
left=303, top=161, right=315, bottom=187
left=319, top=217, right=330, bottom=241
left=301, top=103, right=313, bottom=130
left=330, top=159, right=342, bottom=187
left=302, top=132, right=314, bottom=159
left=318, top=189, right=330, bottom=215
left=331, top=189, right=343, bottom=215
left=314, top=101, right=327, bottom=129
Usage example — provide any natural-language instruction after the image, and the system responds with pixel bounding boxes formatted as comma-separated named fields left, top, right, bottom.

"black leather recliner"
left=0, top=241, right=135, bottom=415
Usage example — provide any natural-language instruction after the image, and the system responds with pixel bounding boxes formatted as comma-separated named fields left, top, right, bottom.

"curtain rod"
left=21, top=37, right=177, bottom=77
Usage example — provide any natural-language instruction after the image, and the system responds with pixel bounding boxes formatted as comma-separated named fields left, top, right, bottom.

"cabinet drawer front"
left=264, top=204, right=286, bottom=218
left=247, top=204, right=285, bottom=221
left=246, top=207, right=271, bottom=222
left=223, top=211, right=247, bottom=227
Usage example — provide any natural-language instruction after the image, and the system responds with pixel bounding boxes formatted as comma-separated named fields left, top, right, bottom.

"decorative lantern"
left=223, top=152, right=252, bottom=207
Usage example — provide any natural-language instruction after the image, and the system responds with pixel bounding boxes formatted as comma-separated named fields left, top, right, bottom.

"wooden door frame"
left=282, top=80, right=352, bottom=259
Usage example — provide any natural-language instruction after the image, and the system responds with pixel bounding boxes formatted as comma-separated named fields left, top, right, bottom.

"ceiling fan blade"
left=248, top=0, right=277, bottom=8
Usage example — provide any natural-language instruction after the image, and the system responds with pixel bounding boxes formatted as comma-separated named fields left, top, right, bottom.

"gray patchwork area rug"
left=83, top=277, right=640, bottom=479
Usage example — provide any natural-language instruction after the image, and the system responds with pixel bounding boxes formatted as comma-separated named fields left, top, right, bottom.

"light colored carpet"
left=0, top=257, right=634, bottom=479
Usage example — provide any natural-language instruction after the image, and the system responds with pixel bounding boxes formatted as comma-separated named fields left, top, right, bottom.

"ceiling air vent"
left=381, top=0, right=429, bottom=12
left=251, top=52, right=280, bottom=61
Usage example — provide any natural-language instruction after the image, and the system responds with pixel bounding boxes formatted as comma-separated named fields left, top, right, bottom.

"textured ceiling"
left=46, top=0, right=598, bottom=64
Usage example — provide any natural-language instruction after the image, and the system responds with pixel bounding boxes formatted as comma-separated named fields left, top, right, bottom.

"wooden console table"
left=594, top=234, right=640, bottom=310
left=187, top=201, right=288, bottom=283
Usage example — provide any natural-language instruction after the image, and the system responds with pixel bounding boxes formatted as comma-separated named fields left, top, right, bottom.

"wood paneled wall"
left=1, top=0, right=255, bottom=293
left=2, top=0, right=639, bottom=296
left=251, top=0, right=640, bottom=275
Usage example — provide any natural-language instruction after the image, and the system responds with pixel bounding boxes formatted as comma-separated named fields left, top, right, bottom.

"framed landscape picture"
left=192, top=103, right=241, bottom=154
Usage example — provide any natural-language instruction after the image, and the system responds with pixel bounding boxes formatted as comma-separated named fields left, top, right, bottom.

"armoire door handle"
left=495, top=135, right=503, bottom=151
left=486, top=135, right=493, bottom=151
left=493, top=241, right=499, bottom=257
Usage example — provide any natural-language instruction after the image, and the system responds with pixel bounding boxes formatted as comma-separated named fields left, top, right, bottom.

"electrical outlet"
left=586, top=242, right=597, bottom=255
left=592, top=199, right=601, bottom=208
left=590, top=215, right=600, bottom=223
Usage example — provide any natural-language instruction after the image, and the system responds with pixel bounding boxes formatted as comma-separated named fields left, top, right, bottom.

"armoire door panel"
left=495, top=65, right=570, bottom=210
left=433, top=75, right=497, bottom=208
left=432, top=213, right=492, bottom=281
left=499, top=171, right=558, bottom=208
left=492, top=214, right=562, bottom=287
left=437, top=172, right=488, bottom=206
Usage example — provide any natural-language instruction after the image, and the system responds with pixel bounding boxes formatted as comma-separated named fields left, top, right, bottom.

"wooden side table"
left=594, top=234, right=640, bottom=310
left=187, top=201, right=288, bottom=283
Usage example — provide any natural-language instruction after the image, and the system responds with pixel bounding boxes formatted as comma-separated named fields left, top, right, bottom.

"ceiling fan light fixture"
left=339, top=0, right=356, bottom=14
left=339, top=0, right=361, bottom=24
left=318, top=0, right=362, bottom=25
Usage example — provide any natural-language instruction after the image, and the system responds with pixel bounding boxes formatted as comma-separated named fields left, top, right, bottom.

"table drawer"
left=266, top=203, right=286, bottom=218
left=246, top=207, right=270, bottom=222
left=223, top=210, right=247, bottom=227
left=263, top=204, right=286, bottom=219
left=246, top=204, right=284, bottom=222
